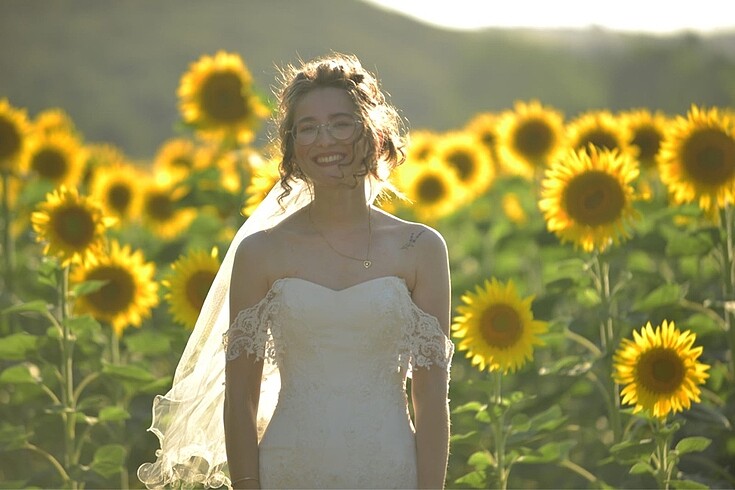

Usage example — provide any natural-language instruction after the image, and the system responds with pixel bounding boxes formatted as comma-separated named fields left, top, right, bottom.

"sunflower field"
left=1, top=50, right=734, bottom=489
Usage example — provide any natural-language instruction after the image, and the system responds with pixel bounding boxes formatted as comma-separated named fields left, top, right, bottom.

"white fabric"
left=137, top=176, right=387, bottom=489
left=224, top=275, right=453, bottom=489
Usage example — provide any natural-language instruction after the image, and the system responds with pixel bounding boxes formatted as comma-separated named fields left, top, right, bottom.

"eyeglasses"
left=291, top=116, right=361, bottom=146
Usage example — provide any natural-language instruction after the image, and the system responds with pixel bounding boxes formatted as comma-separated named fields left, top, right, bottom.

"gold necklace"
left=309, top=206, right=372, bottom=269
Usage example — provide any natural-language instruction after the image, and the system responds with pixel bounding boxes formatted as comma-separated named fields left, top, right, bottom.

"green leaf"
left=0, top=363, right=42, bottom=384
left=0, top=424, right=30, bottom=451
left=102, top=363, right=156, bottom=383
left=670, top=479, right=710, bottom=489
left=72, top=279, right=109, bottom=297
left=467, top=450, right=494, bottom=470
left=665, top=229, right=716, bottom=256
left=124, top=331, right=172, bottom=356
left=450, top=431, right=478, bottom=444
left=90, top=444, right=126, bottom=478
left=528, top=405, right=566, bottom=432
left=0, top=333, right=38, bottom=360
left=674, top=436, right=711, bottom=455
left=453, top=470, right=487, bottom=489
left=2, top=300, right=49, bottom=316
left=99, top=406, right=130, bottom=423
left=633, top=284, right=684, bottom=311
left=629, top=461, right=654, bottom=475
left=452, top=401, right=486, bottom=414
left=610, top=438, right=656, bottom=464
left=63, top=315, right=102, bottom=340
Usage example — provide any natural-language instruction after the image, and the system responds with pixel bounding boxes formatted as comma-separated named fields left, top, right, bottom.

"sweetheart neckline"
left=272, top=275, right=406, bottom=293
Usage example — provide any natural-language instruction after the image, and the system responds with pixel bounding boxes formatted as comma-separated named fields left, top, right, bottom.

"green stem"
left=564, top=328, right=603, bottom=358
left=722, top=205, right=735, bottom=379
left=491, top=371, right=508, bottom=490
left=559, top=459, right=598, bottom=484
left=58, top=265, right=79, bottom=489
left=651, top=418, right=675, bottom=490
left=23, top=442, right=71, bottom=484
left=1, top=172, right=15, bottom=333
left=592, top=253, right=622, bottom=442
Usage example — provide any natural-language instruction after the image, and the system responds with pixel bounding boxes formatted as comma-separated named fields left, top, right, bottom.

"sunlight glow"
left=364, top=0, right=734, bottom=34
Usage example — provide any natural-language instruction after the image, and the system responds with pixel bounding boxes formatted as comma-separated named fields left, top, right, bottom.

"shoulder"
left=375, top=209, right=447, bottom=258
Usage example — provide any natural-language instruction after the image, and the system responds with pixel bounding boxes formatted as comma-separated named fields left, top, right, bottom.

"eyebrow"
left=294, top=112, right=355, bottom=125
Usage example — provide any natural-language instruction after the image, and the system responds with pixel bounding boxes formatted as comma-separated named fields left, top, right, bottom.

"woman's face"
left=291, top=87, right=367, bottom=188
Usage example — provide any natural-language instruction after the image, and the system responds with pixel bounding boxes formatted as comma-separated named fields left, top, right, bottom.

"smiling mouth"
left=315, top=154, right=344, bottom=166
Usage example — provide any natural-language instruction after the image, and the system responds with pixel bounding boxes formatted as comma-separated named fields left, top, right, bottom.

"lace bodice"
left=223, top=275, right=453, bottom=489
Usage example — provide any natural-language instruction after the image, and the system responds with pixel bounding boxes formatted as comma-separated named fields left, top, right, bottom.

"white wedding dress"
left=225, top=275, right=454, bottom=489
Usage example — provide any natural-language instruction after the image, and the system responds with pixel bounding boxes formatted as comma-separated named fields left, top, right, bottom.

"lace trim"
left=223, top=283, right=282, bottom=363
left=398, top=299, right=454, bottom=374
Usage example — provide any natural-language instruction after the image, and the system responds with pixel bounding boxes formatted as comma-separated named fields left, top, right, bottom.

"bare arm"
left=410, top=226, right=451, bottom=490
left=225, top=234, right=270, bottom=489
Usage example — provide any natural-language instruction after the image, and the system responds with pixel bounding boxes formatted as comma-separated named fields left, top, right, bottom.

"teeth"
left=316, top=154, right=342, bottom=164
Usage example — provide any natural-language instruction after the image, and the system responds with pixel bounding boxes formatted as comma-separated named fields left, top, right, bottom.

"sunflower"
left=178, top=50, right=269, bottom=144
left=31, top=186, right=116, bottom=266
left=140, top=178, right=196, bottom=238
left=197, top=144, right=250, bottom=194
left=539, top=145, right=640, bottom=252
left=613, top=320, right=710, bottom=419
left=659, top=105, right=735, bottom=219
left=22, top=131, right=87, bottom=187
left=465, top=112, right=499, bottom=160
left=496, top=100, right=566, bottom=179
left=82, top=143, right=128, bottom=187
left=434, top=130, right=494, bottom=197
left=89, top=161, right=143, bottom=223
left=71, top=240, right=159, bottom=337
left=164, top=248, right=220, bottom=328
left=566, top=110, right=633, bottom=156
left=34, top=108, right=77, bottom=136
left=396, top=157, right=466, bottom=222
left=619, top=109, right=670, bottom=170
left=406, top=129, right=439, bottom=163
left=452, top=278, right=547, bottom=373
left=152, top=137, right=199, bottom=183
left=241, top=153, right=281, bottom=217
left=0, top=98, right=30, bottom=174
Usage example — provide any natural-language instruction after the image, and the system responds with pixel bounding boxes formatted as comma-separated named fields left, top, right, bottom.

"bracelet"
left=231, top=476, right=259, bottom=484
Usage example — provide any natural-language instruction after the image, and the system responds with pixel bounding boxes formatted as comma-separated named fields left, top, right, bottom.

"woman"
left=138, top=53, right=453, bottom=490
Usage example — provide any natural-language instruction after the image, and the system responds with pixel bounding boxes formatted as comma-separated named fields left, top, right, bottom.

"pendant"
left=364, top=260, right=372, bottom=269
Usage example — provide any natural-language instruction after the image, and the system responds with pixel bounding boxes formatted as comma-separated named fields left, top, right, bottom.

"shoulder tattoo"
left=401, top=229, right=426, bottom=249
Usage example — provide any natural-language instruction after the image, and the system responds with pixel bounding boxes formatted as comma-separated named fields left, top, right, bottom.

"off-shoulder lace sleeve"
left=398, top=300, right=454, bottom=374
left=223, top=285, right=280, bottom=362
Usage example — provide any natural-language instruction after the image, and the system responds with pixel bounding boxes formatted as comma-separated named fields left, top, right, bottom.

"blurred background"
left=1, top=0, right=734, bottom=159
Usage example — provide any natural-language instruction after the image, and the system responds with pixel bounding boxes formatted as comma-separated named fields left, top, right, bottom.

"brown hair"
left=272, top=53, right=406, bottom=202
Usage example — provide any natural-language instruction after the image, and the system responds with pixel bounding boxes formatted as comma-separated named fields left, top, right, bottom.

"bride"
left=138, top=53, right=453, bottom=490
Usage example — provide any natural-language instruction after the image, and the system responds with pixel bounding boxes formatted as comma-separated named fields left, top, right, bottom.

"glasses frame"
left=290, top=118, right=362, bottom=146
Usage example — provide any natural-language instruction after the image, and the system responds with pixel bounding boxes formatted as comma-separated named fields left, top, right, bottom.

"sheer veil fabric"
left=137, top=176, right=383, bottom=489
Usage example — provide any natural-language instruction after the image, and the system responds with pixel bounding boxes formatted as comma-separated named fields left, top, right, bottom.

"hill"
left=1, top=0, right=734, bottom=158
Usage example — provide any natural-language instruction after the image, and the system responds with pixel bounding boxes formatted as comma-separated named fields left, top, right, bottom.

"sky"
left=364, top=0, right=735, bottom=34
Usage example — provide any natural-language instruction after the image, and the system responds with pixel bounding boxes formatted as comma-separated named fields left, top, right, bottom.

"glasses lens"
left=293, top=118, right=358, bottom=145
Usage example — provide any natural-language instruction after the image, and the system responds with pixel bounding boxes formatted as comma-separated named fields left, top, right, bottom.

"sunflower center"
left=563, top=170, right=625, bottom=226
left=514, top=119, right=553, bottom=161
left=0, top=117, right=22, bottom=160
left=632, top=127, right=662, bottom=167
left=200, top=71, right=249, bottom=123
left=86, top=266, right=136, bottom=314
left=636, top=347, right=685, bottom=394
left=682, top=128, right=735, bottom=186
left=479, top=131, right=496, bottom=151
left=185, top=270, right=217, bottom=311
left=479, top=303, right=523, bottom=349
left=145, top=193, right=175, bottom=221
left=108, top=183, right=132, bottom=213
left=579, top=130, right=618, bottom=151
left=446, top=150, right=475, bottom=181
left=32, top=148, right=68, bottom=179
left=52, top=206, right=96, bottom=248
left=173, top=156, right=194, bottom=169
left=417, top=175, right=445, bottom=204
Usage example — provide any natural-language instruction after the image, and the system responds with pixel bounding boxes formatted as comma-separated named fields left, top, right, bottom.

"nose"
left=314, top=123, right=337, bottom=145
